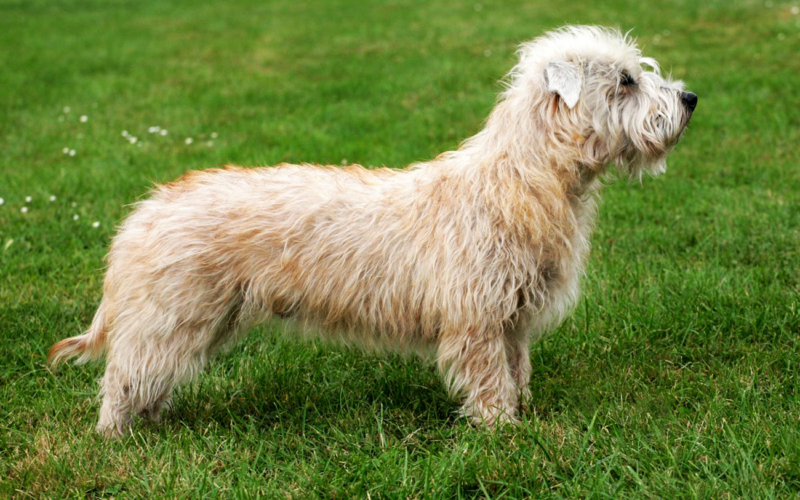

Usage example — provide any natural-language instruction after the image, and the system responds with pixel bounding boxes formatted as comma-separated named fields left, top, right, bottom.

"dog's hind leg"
left=95, top=296, right=258, bottom=437
left=97, top=331, right=213, bottom=436
left=96, top=361, right=135, bottom=437
left=95, top=305, right=221, bottom=437
left=437, top=330, right=519, bottom=426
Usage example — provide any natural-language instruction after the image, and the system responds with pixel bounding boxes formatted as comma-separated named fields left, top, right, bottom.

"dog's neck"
left=456, top=96, right=607, bottom=199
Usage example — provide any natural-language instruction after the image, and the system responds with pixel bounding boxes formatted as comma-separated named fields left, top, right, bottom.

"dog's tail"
left=47, top=299, right=110, bottom=371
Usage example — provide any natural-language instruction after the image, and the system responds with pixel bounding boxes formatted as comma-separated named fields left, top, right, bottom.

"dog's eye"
left=620, top=71, right=635, bottom=87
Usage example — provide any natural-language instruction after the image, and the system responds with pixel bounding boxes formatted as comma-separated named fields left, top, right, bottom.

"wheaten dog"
left=49, top=26, right=697, bottom=437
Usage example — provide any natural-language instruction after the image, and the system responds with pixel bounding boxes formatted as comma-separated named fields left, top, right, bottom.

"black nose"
left=681, top=92, right=698, bottom=112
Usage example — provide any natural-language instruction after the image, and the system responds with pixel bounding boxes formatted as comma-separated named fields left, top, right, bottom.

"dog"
left=49, top=26, right=696, bottom=437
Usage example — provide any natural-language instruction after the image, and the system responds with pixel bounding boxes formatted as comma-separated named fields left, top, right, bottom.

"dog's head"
left=512, top=26, right=696, bottom=178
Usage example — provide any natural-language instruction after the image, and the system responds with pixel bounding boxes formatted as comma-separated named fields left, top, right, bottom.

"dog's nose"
left=681, top=92, right=698, bottom=112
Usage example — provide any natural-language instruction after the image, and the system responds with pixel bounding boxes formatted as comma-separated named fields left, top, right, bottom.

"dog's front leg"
left=437, top=330, right=519, bottom=426
left=506, top=330, right=533, bottom=412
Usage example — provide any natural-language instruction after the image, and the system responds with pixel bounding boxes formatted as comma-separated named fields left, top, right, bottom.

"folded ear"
left=544, top=61, right=582, bottom=109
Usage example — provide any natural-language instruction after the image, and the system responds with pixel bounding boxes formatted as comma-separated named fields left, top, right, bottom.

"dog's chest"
left=521, top=192, right=597, bottom=328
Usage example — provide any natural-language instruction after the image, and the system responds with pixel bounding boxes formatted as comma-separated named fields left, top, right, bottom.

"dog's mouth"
left=680, top=109, right=694, bottom=131
left=664, top=106, right=695, bottom=149
left=675, top=111, right=695, bottom=146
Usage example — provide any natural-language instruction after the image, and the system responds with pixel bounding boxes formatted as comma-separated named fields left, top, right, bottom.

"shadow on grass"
left=162, top=333, right=464, bottom=435
left=153, top=327, right=598, bottom=437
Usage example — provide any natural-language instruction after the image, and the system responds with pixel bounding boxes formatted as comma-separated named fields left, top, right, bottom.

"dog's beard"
left=622, top=109, right=693, bottom=179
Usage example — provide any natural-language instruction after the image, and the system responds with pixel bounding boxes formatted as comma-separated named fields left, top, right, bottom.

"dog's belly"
left=245, top=241, right=443, bottom=353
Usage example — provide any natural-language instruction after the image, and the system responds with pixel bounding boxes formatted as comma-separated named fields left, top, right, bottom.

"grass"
left=1, top=0, right=799, bottom=497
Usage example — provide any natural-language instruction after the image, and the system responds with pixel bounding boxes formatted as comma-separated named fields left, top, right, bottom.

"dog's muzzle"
left=681, top=92, right=698, bottom=113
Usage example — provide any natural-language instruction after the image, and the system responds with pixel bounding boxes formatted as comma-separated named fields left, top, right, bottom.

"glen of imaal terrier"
left=49, top=26, right=696, bottom=437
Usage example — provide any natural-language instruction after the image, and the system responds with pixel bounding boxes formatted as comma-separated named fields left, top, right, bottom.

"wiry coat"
left=48, top=26, right=695, bottom=436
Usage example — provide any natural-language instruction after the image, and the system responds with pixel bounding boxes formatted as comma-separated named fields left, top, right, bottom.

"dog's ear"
left=544, top=61, right=582, bottom=109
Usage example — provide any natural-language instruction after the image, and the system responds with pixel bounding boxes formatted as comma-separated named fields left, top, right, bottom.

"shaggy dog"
left=49, top=26, right=697, bottom=437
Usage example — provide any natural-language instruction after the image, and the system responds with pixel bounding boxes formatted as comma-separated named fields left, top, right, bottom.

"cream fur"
left=48, top=26, right=695, bottom=437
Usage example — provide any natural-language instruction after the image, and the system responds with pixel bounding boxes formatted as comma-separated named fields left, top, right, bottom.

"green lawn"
left=2, top=0, right=799, bottom=497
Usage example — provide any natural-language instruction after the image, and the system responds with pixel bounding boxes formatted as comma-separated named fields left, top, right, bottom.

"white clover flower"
left=92, top=221, right=100, bottom=228
left=148, top=126, right=161, bottom=133
left=80, top=115, right=88, bottom=123
left=0, top=198, right=4, bottom=205
left=49, top=195, right=56, bottom=202
left=25, top=196, right=31, bottom=202
left=63, top=147, right=70, bottom=154
left=73, top=214, right=79, bottom=220
left=206, top=141, right=213, bottom=147
left=71, top=202, right=77, bottom=208
left=185, top=137, right=193, bottom=145
left=63, top=106, right=71, bottom=113
left=122, top=130, right=129, bottom=137
left=21, top=206, right=28, bottom=213
left=793, top=6, right=799, bottom=14
left=211, top=132, right=218, bottom=139
left=129, top=137, right=137, bottom=144
left=160, top=129, right=168, bottom=136
left=69, top=149, right=76, bottom=156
